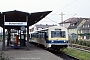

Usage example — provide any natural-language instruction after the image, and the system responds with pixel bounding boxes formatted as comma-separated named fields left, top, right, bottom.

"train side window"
left=38, top=34, right=39, bottom=38
left=39, top=33, right=41, bottom=38
left=37, top=34, right=39, bottom=38
left=34, top=33, right=35, bottom=38
left=32, top=34, right=34, bottom=38
left=41, top=33, right=43, bottom=38
left=35, top=33, right=37, bottom=38
left=40, top=33, right=42, bottom=38
left=34, top=34, right=37, bottom=38
left=40, top=33, right=41, bottom=38
left=43, top=33, right=45, bottom=38
left=38, top=33, right=41, bottom=38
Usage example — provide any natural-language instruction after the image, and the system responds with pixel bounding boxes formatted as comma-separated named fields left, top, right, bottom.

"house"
left=59, top=18, right=87, bottom=40
left=78, top=18, right=90, bottom=40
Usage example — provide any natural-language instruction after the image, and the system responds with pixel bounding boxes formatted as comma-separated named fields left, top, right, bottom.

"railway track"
left=69, top=44, right=90, bottom=52
left=51, top=44, right=90, bottom=60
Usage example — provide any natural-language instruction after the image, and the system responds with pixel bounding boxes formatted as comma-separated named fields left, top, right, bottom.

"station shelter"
left=0, top=10, right=51, bottom=50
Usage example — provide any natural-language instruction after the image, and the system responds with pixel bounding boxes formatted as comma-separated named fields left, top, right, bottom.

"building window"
left=88, top=25, right=89, bottom=27
left=86, top=36, right=89, bottom=39
left=71, top=24, right=73, bottom=26
left=71, top=24, right=74, bottom=26
left=85, top=25, right=87, bottom=28
left=83, top=25, right=84, bottom=28
left=81, top=30, right=82, bottom=33
left=86, top=30, right=89, bottom=33
left=82, top=36, right=84, bottom=39
left=82, top=30, right=85, bottom=33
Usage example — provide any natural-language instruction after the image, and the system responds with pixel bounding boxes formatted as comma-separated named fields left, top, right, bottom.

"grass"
left=61, top=48, right=90, bottom=60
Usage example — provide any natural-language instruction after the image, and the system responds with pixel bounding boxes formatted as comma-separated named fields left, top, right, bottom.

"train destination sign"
left=4, top=22, right=27, bottom=26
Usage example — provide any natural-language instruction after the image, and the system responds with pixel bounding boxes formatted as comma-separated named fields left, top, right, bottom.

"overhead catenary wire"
left=47, top=0, right=77, bottom=24
left=45, top=17, right=59, bottom=24
left=45, top=13, right=76, bottom=24
left=55, top=0, right=77, bottom=13
left=49, top=0, right=77, bottom=15
left=50, top=0, right=63, bottom=10
left=37, top=0, right=77, bottom=24
left=43, top=13, right=77, bottom=25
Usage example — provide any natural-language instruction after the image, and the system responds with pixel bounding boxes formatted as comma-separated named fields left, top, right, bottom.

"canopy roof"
left=0, top=10, right=52, bottom=29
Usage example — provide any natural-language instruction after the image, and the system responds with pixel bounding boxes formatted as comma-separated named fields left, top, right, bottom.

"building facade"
left=59, top=18, right=88, bottom=40
left=78, top=18, right=90, bottom=40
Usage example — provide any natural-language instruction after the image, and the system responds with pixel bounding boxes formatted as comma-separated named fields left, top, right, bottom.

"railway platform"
left=0, top=42, right=63, bottom=60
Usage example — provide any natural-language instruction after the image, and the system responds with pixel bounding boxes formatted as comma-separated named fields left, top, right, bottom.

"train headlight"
left=64, top=40, right=66, bottom=42
left=52, top=40, right=54, bottom=42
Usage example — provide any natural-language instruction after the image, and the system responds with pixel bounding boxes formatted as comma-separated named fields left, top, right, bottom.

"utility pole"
left=59, top=12, right=65, bottom=26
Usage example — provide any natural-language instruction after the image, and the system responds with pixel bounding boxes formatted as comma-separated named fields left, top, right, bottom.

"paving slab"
left=0, top=42, right=63, bottom=60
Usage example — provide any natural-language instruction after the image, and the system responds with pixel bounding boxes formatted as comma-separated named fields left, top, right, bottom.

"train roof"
left=49, top=25, right=67, bottom=30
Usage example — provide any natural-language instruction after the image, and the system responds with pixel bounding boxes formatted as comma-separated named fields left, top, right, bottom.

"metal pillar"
left=59, top=12, right=65, bottom=26
left=2, top=26, right=5, bottom=50
left=2, top=15, right=5, bottom=50
left=7, top=29, right=10, bottom=46
left=59, top=12, right=65, bottom=22
left=26, top=16, right=29, bottom=50
left=20, top=30, right=21, bottom=39
left=27, top=26, right=29, bottom=49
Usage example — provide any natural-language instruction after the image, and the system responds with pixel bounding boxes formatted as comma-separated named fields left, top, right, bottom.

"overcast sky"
left=0, top=0, right=90, bottom=25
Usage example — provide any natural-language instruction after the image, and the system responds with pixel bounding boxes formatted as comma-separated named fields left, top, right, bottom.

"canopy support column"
left=26, top=16, right=29, bottom=50
left=7, top=29, right=11, bottom=46
left=2, top=15, right=5, bottom=50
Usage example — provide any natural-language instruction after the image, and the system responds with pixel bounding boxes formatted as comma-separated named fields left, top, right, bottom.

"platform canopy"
left=0, top=10, right=52, bottom=29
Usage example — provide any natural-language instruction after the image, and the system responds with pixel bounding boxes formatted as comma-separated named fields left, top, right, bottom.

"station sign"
left=4, top=22, right=27, bottom=26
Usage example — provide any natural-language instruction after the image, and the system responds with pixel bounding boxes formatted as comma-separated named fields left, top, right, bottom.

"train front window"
left=51, top=31, right=66, bottom=38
